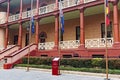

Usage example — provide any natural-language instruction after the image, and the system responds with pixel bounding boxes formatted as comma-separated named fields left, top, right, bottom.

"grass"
left=15, top=64, right=120, bottom=75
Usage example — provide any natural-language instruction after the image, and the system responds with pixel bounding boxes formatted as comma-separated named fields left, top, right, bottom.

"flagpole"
left=27, top=0, right=33, bottom=72
left=104, top=0, right=109, bottom=80
left=58, top=0, right=62, bottom=75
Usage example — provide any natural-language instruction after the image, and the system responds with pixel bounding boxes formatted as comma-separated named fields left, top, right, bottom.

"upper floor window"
left=101, top=22, right=112, bottom=38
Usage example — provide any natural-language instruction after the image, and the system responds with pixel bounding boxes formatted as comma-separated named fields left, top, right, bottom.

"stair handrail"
left=0, top=45, right=19, bottom=54
left=6, top=43, right=36, bottom=57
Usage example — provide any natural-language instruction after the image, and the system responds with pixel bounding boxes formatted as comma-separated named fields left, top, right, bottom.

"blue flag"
left=31, top=16, right=35, bottom=33
left=60, top=2, right=64, bottom=34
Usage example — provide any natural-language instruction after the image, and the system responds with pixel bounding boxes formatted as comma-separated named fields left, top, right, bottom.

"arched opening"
left=39, top=32, right=47, bottom=43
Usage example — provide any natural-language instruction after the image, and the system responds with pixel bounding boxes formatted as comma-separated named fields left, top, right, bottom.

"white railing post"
left=67, top=0, right=70, bottom=7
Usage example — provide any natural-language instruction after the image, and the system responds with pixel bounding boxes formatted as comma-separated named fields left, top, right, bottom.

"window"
left=60, top=32, right=63, bottom=41
left=101, top=22, right=112, bottom=38
left=76, top=26, right=80, bottom=40
left=63, top=55, right=72, bottom=58
left=14, top=35, right=18, bottom=45
left=92, top=55, right=104, bottom=58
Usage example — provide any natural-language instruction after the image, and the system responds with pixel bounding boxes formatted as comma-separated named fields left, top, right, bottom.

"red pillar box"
left=52, top=57, right=60, bottom=75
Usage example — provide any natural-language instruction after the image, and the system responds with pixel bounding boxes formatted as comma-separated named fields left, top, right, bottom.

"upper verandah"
left=0, top=0, right=116, bottom=24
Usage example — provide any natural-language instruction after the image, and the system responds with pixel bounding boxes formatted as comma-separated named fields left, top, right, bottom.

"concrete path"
left=0, top=68, right=119, bottom=80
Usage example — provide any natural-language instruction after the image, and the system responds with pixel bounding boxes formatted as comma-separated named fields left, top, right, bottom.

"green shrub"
left=21, top=57, right=120, bottom=69
left=91, top=58, right=103, bottom=68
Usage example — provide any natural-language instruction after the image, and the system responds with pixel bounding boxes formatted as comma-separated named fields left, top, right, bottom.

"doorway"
left=25, top=33, right=29, bottom=46
left=14, top=35, right=18, bottom=45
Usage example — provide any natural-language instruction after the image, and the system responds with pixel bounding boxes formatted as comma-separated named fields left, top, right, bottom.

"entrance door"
left=25, top=33, right=29, bottom=46
left=14, top=35, right=18, bottom=45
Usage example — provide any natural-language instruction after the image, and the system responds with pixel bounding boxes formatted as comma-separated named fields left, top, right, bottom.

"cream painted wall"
left=0, top=12, right=6, bottom=24
left=0, top=28, right=5, bottom=49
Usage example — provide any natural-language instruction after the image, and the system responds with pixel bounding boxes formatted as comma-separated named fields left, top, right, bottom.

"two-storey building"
left=0, top=0, right=120, bottom=60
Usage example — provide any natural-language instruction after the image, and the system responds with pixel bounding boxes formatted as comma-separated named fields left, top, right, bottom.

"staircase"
left=4, top=44, right=37, bottom=69
left=0, top=45, right=20, bottom=60
left=0, top=59, right=4, bottom=69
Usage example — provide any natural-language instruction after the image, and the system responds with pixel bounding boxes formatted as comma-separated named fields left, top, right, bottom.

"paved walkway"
left=0, top=68, right=119, bottom=80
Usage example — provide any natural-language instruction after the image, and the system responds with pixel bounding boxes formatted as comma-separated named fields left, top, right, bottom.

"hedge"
left=21, top=57, right=120, bottom=69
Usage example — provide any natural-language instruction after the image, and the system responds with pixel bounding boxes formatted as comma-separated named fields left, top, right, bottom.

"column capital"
left=18, top=20, right=23, bottom=24
left=111, top=0, right=119, bottom=5
left=34, top=16, right=41, bottom=20
left=79, top=7, right=86, bottom=12
left=53, top=13, right=59, bottom=16
left=80, top=8, right=84, bottom=12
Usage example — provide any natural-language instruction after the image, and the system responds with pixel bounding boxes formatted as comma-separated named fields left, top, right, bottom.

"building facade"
left=0, top=0, right=120, bottom=59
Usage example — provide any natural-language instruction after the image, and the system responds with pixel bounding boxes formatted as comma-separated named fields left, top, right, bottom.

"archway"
left=39, top=32, right=47, bottom=43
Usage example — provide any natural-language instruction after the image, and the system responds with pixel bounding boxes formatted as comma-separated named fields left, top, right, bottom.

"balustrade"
left=60, top=40, right=80, bottom=49
left=38, top=42, right=55, bottom=50
left=4, top=0, right=96, bottom=23
left=38, top=38, right=113, bottom=50
left=85, top=38, right=113, bottom=48
left=38, top=40, right=80, bottom=50
left=84, top=0, right=96, bottom=3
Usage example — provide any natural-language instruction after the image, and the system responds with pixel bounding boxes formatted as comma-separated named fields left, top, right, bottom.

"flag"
left=105, top=0, right=110, bottom=27
left=31, top=16, right=35, bottom=33
left=60, top=0, right=64, bottom=34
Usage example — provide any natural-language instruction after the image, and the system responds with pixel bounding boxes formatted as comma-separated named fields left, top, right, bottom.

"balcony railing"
left=38, top=38, right=113, bottom=50
left=38, top=40, right=80, bottom=50
left=1, top=0, right=95, bottom=23
left=60, top=40, right=80, bottom=49
left=38, top=42, right=55, bottom=50
left=0, top=19, right=5, bottom=24
left=84, top=0, right=96, bottom=3
left=85, top=38, right=113, bottom=48
left=39, top=3, right=55, bottom=15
